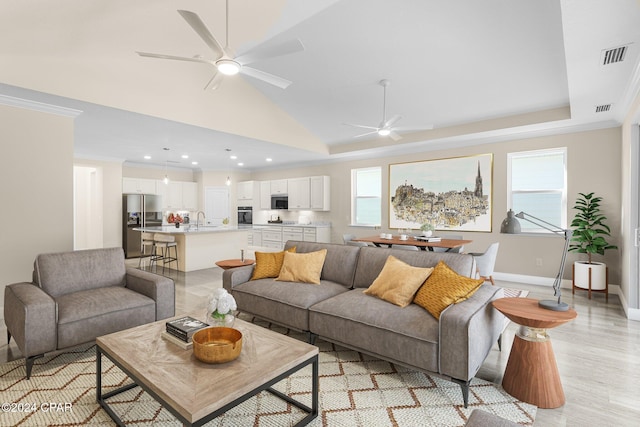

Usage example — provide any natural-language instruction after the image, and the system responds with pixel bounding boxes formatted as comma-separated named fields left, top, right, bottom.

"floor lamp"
left=500, top=210, right=571, bottom=311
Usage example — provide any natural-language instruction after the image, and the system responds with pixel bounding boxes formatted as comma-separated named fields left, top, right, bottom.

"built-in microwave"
left=271, top=196, right=288, bottom=210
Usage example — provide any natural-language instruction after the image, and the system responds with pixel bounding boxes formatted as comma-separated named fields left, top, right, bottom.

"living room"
left=1, top=1, right=640, bottom=426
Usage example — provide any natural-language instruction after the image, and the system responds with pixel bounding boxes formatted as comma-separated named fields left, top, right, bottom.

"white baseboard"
left=493, top=271, right=621, bottom=295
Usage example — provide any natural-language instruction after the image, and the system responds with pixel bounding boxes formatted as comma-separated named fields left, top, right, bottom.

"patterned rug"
left=0, top=289, right=534, bottom=427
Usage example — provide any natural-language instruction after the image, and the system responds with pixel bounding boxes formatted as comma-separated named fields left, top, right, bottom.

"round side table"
left=492, top=297, right=577, bottom=409
left=215, top=259, right=255, bottom=270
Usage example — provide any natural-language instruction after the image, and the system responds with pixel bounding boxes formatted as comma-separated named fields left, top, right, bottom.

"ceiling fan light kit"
left=216, top=59, right=241, bottom=75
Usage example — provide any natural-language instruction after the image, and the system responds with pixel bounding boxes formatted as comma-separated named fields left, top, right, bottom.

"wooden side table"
left=215, top=259, right=255, bottom=270
left=492, top=297, right=577, bottom=409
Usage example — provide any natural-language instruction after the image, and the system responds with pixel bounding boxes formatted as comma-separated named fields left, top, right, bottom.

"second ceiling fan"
left=136, top=1, right=304, bottom=90
left=343, top=79, right=433, bottom=141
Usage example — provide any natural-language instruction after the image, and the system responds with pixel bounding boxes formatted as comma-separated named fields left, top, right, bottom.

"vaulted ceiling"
left=1, top=0, right=639, bottom=171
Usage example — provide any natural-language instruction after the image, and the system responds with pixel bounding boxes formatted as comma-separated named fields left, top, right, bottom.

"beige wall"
left=251, top=127, right=622, bottom=285
left=0, top=104, right=74, bottom=328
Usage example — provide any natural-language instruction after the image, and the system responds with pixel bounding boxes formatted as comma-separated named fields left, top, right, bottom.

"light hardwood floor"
left=2, top=263, right=639, bottom=426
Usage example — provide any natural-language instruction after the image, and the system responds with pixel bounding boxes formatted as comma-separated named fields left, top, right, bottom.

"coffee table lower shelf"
left=96, top=345, right=319, bottom=427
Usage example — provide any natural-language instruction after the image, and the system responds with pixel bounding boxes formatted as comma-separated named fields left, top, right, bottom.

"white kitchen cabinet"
left=282, top=226, right=303, bottom=242
left=159, top=181, right=198, bottom=210
left=260, top=181, right=271, bottom=209
left=270, top=179, right=288, bottom=195
left=251, top=229, right=262, bottom=246
left=287, top=177, right=310, bottom=209
left=303, top=228, right=316, bottom=242
left=182, top=182, right=198, bottom=210
left=262, top=227, right=283, bottom=249
left=310, top=176, right=330, bottom=211
left=122, top=177, right=157, bottom=194
left=237, top=181, right=255, bottom=201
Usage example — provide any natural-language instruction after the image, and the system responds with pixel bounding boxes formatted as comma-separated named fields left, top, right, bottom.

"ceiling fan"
left=136, top=1, right=304, bottom=90
left=343, top=79, right=433, bottom=141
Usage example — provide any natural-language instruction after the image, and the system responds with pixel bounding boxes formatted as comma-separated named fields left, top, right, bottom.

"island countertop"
left=133, top=225, right=247, bottom=234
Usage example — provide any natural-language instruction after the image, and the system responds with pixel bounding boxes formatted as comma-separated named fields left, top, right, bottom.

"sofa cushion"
left=363, top=255, right=434, bottom=307
left=352, top=247, right=476, bottom=289
left=250, top=247, right=296, bottom=280
left=284, top=241, right=361, bottom=288
left=34, top=247, right=127, bottom=297
left=56, top=286, right=156, bottom=348
left=309, top=289, right=440, bottom=373
left=413, top=261, right=484, bottom=319
left=276, top=249, right=327, bottom=284
left=232, top=278, right=349, bottom=331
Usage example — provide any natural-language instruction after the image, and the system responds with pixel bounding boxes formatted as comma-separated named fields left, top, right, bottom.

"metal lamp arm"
left=515, top=211, right=565, bottom=234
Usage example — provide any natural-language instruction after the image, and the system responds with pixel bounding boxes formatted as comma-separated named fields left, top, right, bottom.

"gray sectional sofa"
left=223, top=241, right=505, bottom=407
left=4, top=247, right=175, bottom=378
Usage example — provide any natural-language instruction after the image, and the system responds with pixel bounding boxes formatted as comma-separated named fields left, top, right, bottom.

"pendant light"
left=163, top=148, right=170, bottom=184
left=226, top=176, right=231, bottom=186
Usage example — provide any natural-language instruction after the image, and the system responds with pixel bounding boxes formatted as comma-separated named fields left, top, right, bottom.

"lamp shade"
left=500, top=209, right=521, bottom=234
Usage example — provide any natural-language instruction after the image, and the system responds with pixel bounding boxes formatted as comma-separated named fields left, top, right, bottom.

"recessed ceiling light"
left=230, top=155, right=238, bottom=160
left=191, top=161, right=198, bottom=165
left=237, top=162, right=244, bottom=166
left=144, top=155, right=151, bottom=160
left=266, top=158, right=273, bottom=162
left=181, top=154, right=189, bottom=159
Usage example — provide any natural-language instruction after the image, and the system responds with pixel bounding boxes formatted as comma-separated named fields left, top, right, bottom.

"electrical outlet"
left=535, top=258, right=543, bottom=267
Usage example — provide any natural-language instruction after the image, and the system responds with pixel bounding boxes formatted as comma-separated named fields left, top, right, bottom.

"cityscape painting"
left=389, top=154, right=493, bottom=232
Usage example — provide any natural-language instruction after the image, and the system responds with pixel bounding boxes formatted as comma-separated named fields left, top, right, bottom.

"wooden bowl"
left=192, top=327, right=242, bottom=364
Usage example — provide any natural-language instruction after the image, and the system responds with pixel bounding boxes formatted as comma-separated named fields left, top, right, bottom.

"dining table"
left=352, top=235, right=472, bottom=252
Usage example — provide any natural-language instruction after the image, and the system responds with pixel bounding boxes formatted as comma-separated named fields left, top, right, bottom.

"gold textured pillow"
left=363, top=256, right=434, bottom=307
left=413, top=261, right=484, bottom=319
left=276, top=249, right=328, bottom=284
left=250, top=247, right=296, bottom=280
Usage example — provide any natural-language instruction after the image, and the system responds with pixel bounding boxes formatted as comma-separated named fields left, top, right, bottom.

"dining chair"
left=342, top=234, right=356, bottom=244
left=391, top=244, right=419, bottom=251
left=433, top=234, right=464, bottom=253
left=469, top=242, right=500, bottom=285
left=347, top=240, right=369, bottom=247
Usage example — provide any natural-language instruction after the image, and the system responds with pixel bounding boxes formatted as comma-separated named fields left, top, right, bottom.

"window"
left=351, top=167, right=382, bottom=226
left=507, top=148, right=567, bottom=233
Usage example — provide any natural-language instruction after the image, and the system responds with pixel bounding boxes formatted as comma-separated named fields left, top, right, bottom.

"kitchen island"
left=134, top=225, right=248, bottom=272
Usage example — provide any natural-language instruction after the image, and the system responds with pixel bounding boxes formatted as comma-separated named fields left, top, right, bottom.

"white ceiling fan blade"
left=136, top=51, right=212, bottom=64
left=353, top=130, right=378, bottom=138
left=383, top=114, right=403, bottom=128
left=342, top=122, right=379, bottom=130
left=204, top=72, right=223, bottom=91
left=389, top=131, right=402, bottom=141
left=393, top=125, right=435, bottom=131
left=177, top=10, right=225, bottom=59
left=240, top=66, right=292, bottom=89
left=236, top=38, right=305, bottom=66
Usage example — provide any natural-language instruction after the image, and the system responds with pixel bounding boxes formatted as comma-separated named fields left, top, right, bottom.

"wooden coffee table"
left=215, top=258, right=255, bottom=270
left=96, top=317, right=318, bottom=426
left=492, top=297, right=577, bottom=408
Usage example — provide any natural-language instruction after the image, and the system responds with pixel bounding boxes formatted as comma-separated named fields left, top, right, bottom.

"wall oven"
left=238, top=206, right=253, bottom=225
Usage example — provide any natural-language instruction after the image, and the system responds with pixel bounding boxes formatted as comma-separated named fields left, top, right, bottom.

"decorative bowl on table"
left=192, top=327, right=243, bottom=364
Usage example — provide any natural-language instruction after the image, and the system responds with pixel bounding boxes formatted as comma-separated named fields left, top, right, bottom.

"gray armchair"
left=4, top=247, right=175, bottom=379
left=469, top=243, right=500, bottom=285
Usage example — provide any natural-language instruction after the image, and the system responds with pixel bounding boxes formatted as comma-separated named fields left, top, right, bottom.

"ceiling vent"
left=595, top=104, right=612, bottom=113
left=602, top=45, right=628, bottom=65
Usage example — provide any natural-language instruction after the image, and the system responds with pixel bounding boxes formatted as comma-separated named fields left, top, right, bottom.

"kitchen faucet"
left=196, top=211, right=206, bottom=229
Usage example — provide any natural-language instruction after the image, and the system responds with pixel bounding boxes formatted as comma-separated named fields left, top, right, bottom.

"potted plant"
left=568, top=192, right=617, bottom=291
left=420, top=222, right=434, bottom=237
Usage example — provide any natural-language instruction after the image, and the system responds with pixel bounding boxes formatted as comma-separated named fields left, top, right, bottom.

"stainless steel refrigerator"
left=122, top=194, right=163, bottom=258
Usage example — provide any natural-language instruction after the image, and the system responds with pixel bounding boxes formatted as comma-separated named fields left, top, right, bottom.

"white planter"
left=573, top=261, right=607, bottom=291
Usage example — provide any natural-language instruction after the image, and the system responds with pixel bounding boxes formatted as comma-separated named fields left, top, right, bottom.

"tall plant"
left=568, top=192, right=617, bottom=264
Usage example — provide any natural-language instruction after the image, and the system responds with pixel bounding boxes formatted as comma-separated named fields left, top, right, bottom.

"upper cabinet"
left=122, top=177, right=157, bottom=194
left=260, top=181, right=271, bottom=210
left=156, top=180, right=198, bottom=211
left=237, top=181, right=257, bottom=201
left=270, top=179, right=288, bottom=195
left=288, top=177, right=310, bottom=209
left=310, top=176, right=330, bottom=211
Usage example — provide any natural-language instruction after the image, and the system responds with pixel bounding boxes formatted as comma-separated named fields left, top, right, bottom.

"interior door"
left=205, top=186, right=230, bottom=226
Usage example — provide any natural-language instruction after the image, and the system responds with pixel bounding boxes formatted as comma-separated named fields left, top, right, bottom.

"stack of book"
left=416, top=236, right=442, bottom=242
left=162, top=316, right=209, bottom=349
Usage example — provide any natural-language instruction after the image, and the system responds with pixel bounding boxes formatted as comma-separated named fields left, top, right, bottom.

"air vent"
left=595, top=104, right=611, bottom=113
left=602, top=46, right=627, bottom=65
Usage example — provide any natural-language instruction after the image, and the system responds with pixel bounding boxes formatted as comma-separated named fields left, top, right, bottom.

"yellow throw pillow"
left=250, top=247, right=296, bottom=280
left=276, top=249, right=328, bottom=284
left=413, top=260, right=484, bottom=319
left=363, top=255, right=434, bottom=307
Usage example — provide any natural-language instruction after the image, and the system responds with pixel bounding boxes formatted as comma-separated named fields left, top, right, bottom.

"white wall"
left=0, top=104, right=74, bottom=331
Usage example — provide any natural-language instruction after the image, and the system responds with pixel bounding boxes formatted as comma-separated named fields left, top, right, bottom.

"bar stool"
left=153, top=233, right=178, bottom=273
left=138, top=232, right=155, bottom=269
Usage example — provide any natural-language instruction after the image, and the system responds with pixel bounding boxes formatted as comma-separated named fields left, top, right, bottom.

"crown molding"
left=0, top=94, right=83, bottom=118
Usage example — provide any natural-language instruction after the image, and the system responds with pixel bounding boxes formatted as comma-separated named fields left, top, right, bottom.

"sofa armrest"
left=4, top=283, right=57, bottom=357
left=222, top=265, right=255, bottom=293
left=125, top=268, right=175, bottom=320
left=438, top=285, right=505, bottom=382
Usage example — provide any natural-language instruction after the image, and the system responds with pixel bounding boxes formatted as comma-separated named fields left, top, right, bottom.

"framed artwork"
left=389, top=153, right=493, bottom=232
